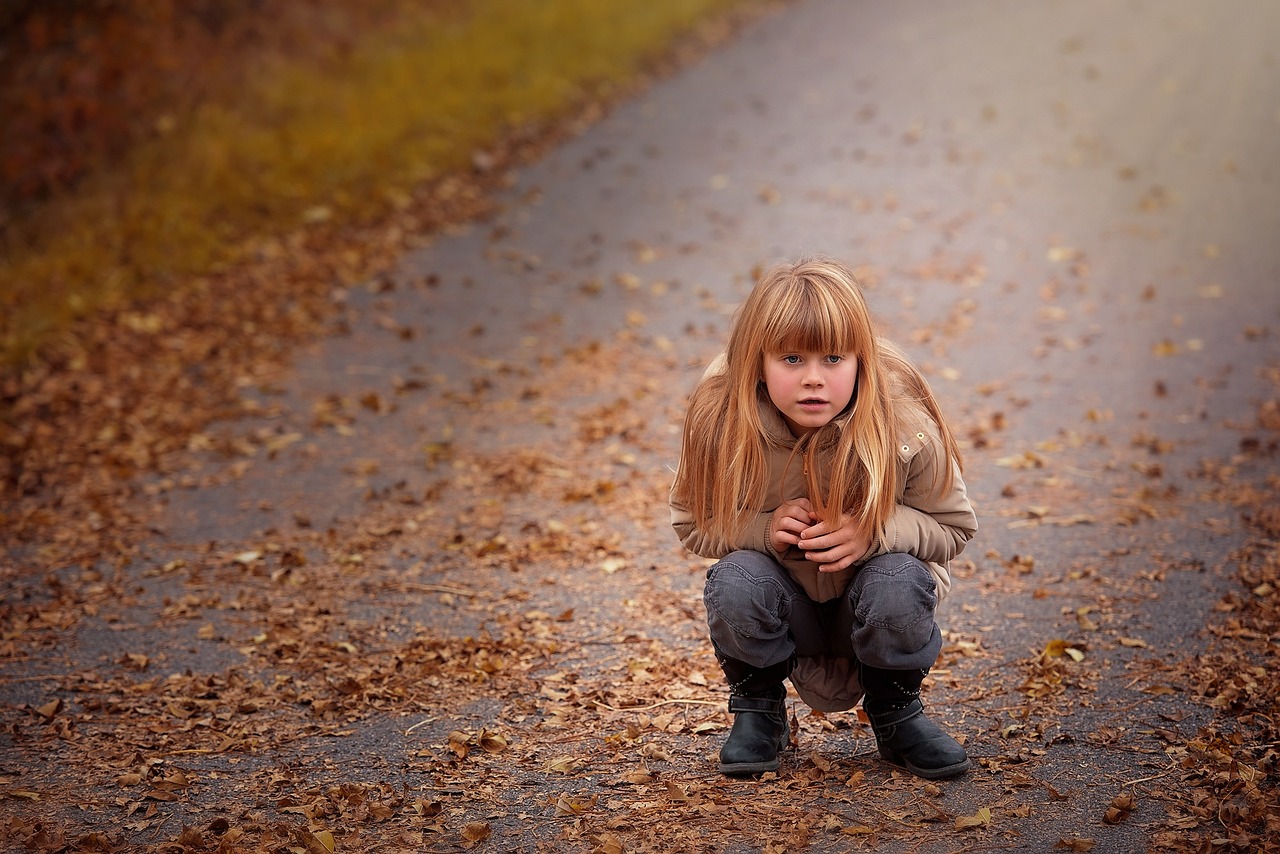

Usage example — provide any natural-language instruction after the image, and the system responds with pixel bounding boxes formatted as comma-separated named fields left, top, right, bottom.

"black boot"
left=861, top=665, right=970, bottom=780
left=717, top=655, right=793, bottom=776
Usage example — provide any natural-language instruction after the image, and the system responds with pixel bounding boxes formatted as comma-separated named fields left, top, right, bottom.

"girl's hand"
left=798, top=516, right=872, bottom=573
left=770, top=498, right=815, bottom=553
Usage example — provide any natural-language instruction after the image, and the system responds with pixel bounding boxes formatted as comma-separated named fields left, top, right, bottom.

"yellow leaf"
left=264, top=432, right=302, bottom=453
left=996, top=451, right=1045, bottom=469
left=544, top=756, right=583, bottom=774
left=1043, top=638, right=1068, bottom=657
left=955, top=806, right=992, bottom=829
left=304, top=830, right=336, bottom=854
left=1075, top=607, right=1098, bottom=631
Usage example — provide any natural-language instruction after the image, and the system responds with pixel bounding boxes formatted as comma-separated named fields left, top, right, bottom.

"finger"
left=781, top=511, right=812, bottom=528
left=779, top=514, right=812, bottom=532
left=799, top=521, right=835, bottom=542
left=784, top=504, right=815, bottom=524
left=806, top=541, right=855, bottom=563
left=799, top=525, right=848, bottom=548
left=817, top=555, right=855, bottom=573
left=798, top=535, right=828, bottom=553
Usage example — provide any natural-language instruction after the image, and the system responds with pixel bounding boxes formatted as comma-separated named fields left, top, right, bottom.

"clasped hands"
left=770, top=497, right=870, bottom=573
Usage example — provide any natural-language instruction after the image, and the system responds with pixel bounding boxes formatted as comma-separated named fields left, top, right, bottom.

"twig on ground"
left=399, top=583, right=485, bottom=597
left=594, top=698, right=722, bottom=712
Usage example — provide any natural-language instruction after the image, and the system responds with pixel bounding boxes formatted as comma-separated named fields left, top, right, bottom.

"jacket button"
left=917, top=432, right=925, bottom=439
left=902, top=445, right=910, bottom=453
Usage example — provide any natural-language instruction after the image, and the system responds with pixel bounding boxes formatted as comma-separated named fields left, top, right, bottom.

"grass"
left=0, top=0, right=758, bottom=364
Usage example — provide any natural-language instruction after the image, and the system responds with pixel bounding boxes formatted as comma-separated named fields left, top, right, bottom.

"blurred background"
left=0, top=0, right=764, bottom=362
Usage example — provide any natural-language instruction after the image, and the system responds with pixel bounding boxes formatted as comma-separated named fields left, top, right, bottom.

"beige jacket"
left=670, top=359, right=978, bottom=710
left=670, top=364, right=977, bottom=603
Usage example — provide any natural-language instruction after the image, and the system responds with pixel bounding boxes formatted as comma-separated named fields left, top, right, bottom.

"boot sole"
left=880, top=749, right=972, bottom=780
left=719, top=757, right=781, bottom=775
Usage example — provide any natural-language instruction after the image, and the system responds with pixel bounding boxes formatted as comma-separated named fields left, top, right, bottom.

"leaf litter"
left=3, top=275, right=1277, bottom=852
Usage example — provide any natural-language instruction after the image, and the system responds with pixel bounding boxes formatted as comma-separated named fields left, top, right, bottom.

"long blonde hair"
left=672, top=258, right=961, bottom=549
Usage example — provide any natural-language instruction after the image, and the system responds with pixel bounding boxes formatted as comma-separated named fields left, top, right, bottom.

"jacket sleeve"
left=871, top=438, right=977, bottom=564
left=670, top=484, right=778, bottom=560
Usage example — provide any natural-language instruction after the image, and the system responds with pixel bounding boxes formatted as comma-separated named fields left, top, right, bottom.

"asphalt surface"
left=8, top=0, right=1280, bottom=851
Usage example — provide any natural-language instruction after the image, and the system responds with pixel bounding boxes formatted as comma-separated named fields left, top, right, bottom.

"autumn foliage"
left=0, top=0, right=424, bottom=212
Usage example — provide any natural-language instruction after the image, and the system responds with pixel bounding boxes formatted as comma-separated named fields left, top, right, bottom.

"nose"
left=802, top=363, right=824, bottom=387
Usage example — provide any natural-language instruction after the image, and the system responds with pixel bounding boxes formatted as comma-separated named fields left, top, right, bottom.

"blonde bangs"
left=762, top=278, right=864, bottom=357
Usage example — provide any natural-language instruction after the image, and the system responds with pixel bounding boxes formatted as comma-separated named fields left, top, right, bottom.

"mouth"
left=799, top=398, right=828, bottom=407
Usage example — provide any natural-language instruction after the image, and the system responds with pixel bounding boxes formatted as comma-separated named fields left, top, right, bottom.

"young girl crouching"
left=670, top=257, right=977, bottom=780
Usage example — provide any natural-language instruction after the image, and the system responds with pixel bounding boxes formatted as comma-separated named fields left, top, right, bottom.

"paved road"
left=8, top=0, right=1279, bottom=851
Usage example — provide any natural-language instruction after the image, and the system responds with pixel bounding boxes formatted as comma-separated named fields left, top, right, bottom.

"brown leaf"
left=477, top=729, right=508, bottom=753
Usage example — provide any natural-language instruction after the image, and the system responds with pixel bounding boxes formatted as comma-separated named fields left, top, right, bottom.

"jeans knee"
left=850, top=554, right=938, bottom=635
left=704, top=553, right=790, bottom=640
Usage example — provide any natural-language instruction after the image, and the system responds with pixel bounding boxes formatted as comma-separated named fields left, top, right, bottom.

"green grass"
left=0, top=0, right=755, bottom=363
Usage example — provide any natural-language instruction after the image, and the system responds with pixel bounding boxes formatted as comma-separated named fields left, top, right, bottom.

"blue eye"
left=782, top=354, right=801, bottom=364
left=825, top=355, right=843, bottom=364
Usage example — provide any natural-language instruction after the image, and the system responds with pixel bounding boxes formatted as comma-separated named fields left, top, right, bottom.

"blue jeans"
left=704, top=549, right=942, bottom=671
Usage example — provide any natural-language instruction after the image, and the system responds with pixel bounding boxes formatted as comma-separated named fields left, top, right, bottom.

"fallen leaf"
left=304, top=830, right=336, bottom=853
left=545, top=756, right=584, bottom=774
left=477, top=730, right=508, bottom=753
left=460, top=821, right=491, bottom=846
left=955, top=806, right=992, bottom=830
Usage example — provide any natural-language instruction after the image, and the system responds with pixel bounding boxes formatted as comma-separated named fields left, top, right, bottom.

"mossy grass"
left=0, top=0, right=755, bottom=364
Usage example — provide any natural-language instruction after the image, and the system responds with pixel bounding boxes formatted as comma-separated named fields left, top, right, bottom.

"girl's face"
left=762, top=350, right=859, bottom=436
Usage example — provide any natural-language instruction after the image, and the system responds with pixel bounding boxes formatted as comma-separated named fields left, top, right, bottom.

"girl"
left=670, top=258, right=977, bottom=780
